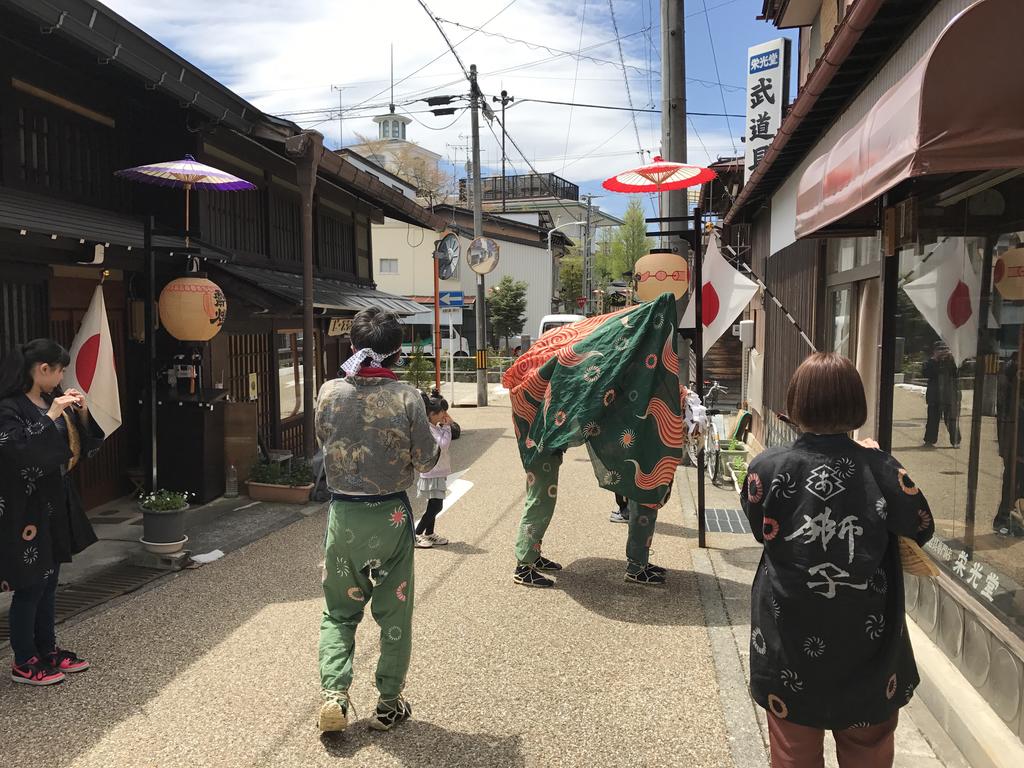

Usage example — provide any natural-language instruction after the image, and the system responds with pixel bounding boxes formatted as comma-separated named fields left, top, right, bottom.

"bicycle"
left=687, top=380, right=729, bottom=485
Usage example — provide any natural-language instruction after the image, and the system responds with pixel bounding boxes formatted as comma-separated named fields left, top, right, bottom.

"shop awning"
left=212, top=263, right=425, bottom=316
left=795, top=0, right=1024, bottom=239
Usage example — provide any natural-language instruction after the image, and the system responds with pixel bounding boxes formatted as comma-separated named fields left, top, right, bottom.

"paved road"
left=4, top=403, right=735, bottom=768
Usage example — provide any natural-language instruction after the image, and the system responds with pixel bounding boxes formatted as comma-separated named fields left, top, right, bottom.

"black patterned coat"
left=740, top=434, right=935, bottom=729
left=0, top=394, right=103, bottom=591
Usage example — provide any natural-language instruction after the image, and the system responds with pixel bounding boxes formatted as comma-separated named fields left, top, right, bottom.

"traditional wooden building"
left=0, top=0, right=443, bottom=508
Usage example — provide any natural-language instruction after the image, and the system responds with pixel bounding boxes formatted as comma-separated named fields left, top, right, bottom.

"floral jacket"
left=315, top=375, right=438, bottom=495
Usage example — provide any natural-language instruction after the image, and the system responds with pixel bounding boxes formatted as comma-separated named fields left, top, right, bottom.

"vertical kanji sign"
left=744, top=38, right=790, bottom=185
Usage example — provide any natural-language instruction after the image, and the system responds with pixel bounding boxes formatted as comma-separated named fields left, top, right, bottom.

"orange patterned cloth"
left=502, top=293, right=682, bottom=508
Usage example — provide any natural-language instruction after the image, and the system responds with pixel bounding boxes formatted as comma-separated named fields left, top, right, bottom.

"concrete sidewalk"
left=0, top=401, right=969, bottom=767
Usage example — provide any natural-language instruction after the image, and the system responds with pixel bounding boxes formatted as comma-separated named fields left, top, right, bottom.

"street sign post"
left=439, top=290, right=465, bottom=308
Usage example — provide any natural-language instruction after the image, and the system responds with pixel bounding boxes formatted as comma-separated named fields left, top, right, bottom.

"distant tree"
left=350, top=133, right=454, bottom=207
left=404, top=342, right=432, bottom=391
left=487, top=275, right=529, bottom=352
left=594, top=198, right=653, bottom=285
left=558, top=253, right=584, bottom=312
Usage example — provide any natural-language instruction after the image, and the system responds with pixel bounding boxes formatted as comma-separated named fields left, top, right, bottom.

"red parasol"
left=602, top=156, right=715, bottom=193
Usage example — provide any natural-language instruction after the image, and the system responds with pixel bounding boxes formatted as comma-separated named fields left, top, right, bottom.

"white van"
left=538, top=314, right=586, bottom=339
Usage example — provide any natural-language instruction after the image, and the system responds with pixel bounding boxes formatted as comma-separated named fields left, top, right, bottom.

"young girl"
left=415, top=390, right=456, bottom=548
left=0, top=339, right=104, bottom=686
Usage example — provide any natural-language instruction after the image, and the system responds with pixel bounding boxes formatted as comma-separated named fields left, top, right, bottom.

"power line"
left=562, top=0, right=589, bottom=177
left=347, top=0, right=519, bottom=112
left=514, top=98, right=741, bottom=117
left=606, top=0, right=654, bottom=217
left=699, top=0, right=738, bottom=155
left=415, top=0, right=470, bottom=79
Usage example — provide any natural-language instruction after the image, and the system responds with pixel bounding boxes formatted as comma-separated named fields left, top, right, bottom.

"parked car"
left=538, top=314, right=586, bottom=339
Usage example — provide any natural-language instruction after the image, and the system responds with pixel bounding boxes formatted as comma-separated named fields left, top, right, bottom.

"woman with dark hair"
left=0, top=338, right=104, bottom=686
left=741, top=353, right=934, bottom=767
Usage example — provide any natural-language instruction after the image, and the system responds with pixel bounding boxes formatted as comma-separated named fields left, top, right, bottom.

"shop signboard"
left=744, top=38, right=790, bottom=185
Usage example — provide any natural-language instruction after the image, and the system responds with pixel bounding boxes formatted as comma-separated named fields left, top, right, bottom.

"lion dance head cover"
left=502, top=293, right=683, bottom=508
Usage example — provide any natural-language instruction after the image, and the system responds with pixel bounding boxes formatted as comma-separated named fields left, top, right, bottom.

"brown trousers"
left=767, top=711, right=899, bottom=768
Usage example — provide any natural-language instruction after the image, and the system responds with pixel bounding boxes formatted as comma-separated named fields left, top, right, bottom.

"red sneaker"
left=11, top=657, right=66, bottom=686
left=48, top=648, right=90, bottom=674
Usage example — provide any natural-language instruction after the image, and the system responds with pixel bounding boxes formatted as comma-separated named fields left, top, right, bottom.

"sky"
left=101, top=0, right=797, bottom=220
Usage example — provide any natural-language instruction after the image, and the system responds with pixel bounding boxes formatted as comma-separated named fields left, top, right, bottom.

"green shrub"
left=139, top=489, right=191, bottom=510
left=249, top=459, right=313, bottom=487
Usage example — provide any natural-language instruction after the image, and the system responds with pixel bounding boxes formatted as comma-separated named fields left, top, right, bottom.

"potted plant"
left=728, top=457, right=748, bottom=494
left=718, top=438, right=749, bottom=479
left=138, top=489, right=191, bottom=554
left=246, top=459, right=314, bottom=503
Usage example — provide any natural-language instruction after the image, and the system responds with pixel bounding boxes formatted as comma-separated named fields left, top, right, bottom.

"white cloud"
left=102, top=0, right=739, bottom=196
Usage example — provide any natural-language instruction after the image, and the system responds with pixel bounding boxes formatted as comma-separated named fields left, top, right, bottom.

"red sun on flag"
left=75, top=333, right=101, bottom=393
left=946, top=281, right=973, bottom=329
left=702, top=282, right=720, bottom=328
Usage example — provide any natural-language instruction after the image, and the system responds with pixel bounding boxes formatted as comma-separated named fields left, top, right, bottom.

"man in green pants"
left=623, top=500, right=667, bottom=585
left=513, top=451, right=565, bottom=587
left=315, top=308, right=438, bottom=734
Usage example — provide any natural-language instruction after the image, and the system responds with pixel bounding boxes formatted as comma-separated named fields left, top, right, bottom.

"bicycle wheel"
left=706, top=430, right=721, bottom=485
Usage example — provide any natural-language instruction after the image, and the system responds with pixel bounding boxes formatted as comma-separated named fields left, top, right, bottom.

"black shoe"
left=369, top=695, right=412, bottom=732
left=533, top=555, right=563, bottom=572
left=625, top=563, right=666, bottom=585
left=646, top=562, right=667, bottom=576
left=513, top=564, right=555, bottom=587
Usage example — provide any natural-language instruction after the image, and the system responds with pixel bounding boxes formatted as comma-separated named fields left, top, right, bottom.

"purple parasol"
left=115, top=154, right=256, bottom=244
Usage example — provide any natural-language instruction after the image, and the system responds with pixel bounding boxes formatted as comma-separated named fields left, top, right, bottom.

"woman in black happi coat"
left=1, top=339, right=104, bottom=686
left=741, top=353, right=934, bottom=768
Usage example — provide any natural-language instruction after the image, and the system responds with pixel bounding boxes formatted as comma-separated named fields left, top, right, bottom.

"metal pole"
left=470, top=64, right=488, bottom=406
left=693, top=208, right=706, bottom=549
left=433, top=252, right=442, bottom=391
left=501, top=91, right=507, bottom=213
left=144, top=216, right=157, bottom=491
left=583, top=194, right=593, bottom=315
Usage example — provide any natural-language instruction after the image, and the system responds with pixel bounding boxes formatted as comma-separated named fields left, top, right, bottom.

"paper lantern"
left=634, top=250, right=690, bottom=302
left=994, top=247, right=1024, bottom=300
left=158, top=275, right=227, bottom=341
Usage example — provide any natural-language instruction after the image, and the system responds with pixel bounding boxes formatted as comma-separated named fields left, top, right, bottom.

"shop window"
left=828, top=286, right=855, bottom=358
left=889, top=179, right=1024, bottom=638
left=277, top=331, right=304, bottom=420
left=827, top=235, right=881, bottom=273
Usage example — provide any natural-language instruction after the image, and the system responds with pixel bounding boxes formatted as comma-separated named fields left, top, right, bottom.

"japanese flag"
left=680, top=235, right=759, bottom=353
left=902, top=238, right=979, bottom=367
left=63, top=286, right=121, bottom=437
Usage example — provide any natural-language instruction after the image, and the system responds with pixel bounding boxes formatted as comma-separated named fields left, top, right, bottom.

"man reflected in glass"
left=922, top=341, right=961, bottom=448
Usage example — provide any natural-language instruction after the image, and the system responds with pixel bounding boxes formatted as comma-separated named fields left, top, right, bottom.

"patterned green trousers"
left=514, top=453, right=657, bottom=566
left=625, top=500, right=658, bottom=566
left=515, top=452, right=563, bottom=564
left=320, top=494, right=414, bottom=699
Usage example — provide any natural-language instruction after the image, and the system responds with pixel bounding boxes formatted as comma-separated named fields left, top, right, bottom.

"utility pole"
left=470, top=64, right=488, bottom=407
left=582, top=194, right=594, bottom=315
left=662, top=0, right=689, bottom=385
left=331, top=85, right=347, bottom=148
left=492, top=90, right=514, bottom=212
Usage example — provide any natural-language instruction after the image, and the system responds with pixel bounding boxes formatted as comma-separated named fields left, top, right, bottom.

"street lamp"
left=548, top=220, right=586, bottom=312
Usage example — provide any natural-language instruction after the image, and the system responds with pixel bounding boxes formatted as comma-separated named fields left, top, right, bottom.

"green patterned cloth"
left=502, top=294, right=683, bottom=509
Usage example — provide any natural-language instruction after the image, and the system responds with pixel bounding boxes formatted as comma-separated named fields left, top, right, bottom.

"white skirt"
left=417, top=476, right=447, bottom=499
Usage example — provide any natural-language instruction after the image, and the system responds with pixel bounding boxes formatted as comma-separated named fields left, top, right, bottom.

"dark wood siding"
left=227, top=333, right=274, bottom=452
left=0, top=271, right=48, bottom=354
left=270, top=189, right=301, bottom=264
left=763, top=238, right=822, bottom=417
left=317, top=207, right=355, bottom=275
left=203, top=187, right=266, bottom=257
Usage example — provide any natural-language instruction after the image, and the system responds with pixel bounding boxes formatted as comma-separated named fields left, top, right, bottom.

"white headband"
left=341, top=346, right=402, bottom=377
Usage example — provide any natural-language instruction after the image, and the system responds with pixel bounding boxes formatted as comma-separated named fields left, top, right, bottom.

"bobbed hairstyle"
left=350, top=307, right=403, bottom=368
left=785, top=352, right=867, bottom=435
left=0, top=338, right=71, bottom=400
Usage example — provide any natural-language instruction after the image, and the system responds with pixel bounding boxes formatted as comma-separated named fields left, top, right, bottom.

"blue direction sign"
left=439, top=291, right=464, bottom=308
